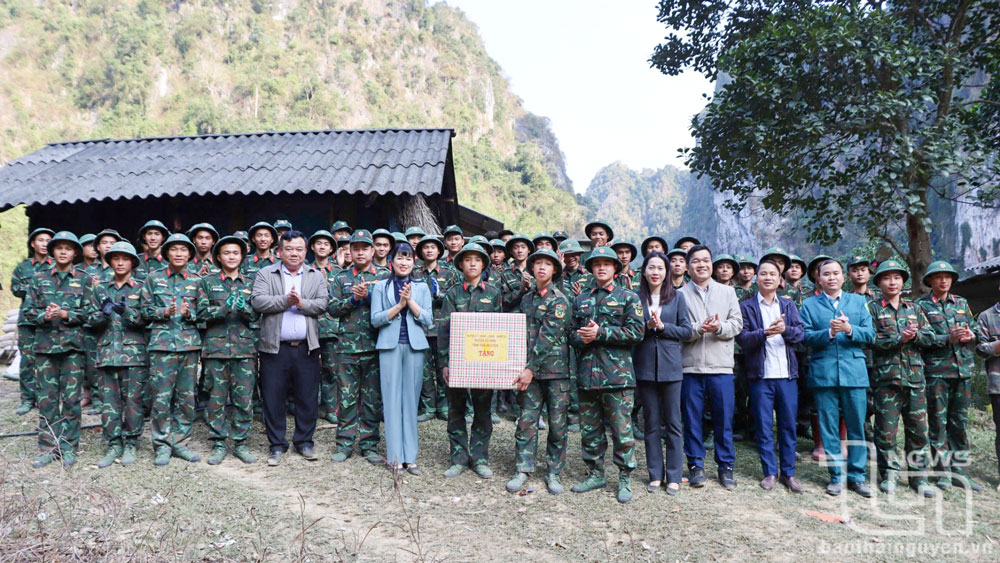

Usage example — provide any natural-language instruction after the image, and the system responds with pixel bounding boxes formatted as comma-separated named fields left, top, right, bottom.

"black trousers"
left=259, top=342, right=320, bottom=452
left=637, top=379, right=684, bottom=484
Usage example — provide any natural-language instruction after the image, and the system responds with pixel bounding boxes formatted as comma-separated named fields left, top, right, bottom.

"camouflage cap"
left=641, top=235, right=669, bottom=256
left=212, top=235, right=249, bottom=259
left=104, top=241, right=140, bottom=266
left=922, top=260, right=959, bottom=285
left=161, top=233, right=196, bottom=258
left=584, top=245, right=623, bottom=274
left=505, top=233, right=535, bottom=255
left=349, top=229, right=374, bottom=246
left=186, top=222, right=220, bottom=241
left=873, top=259, right=909, bottom=283
left=584, top=219, right=614, bottom=242
left=527, top=248, right=563, bottom=280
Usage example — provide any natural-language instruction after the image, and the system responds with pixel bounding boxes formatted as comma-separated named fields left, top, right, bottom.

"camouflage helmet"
left=404, top=226, right=426, bottom=238
left=846, top=255, right=871, bottom=269
left=552, top=230, right=570, bottom=242
left=78, top=233, right=97, bottom=247
left=442, top=224, right=464, bottom=238
left=331, top=220, right=352, bottom=233
left=760, top=246, right=791, bottom=269
left=559, top=239, right=586, bottom=255
left=453, top=243, right=490, bottom=269
left=247, top=221, right=278, bottom=244
left=468, top=235, right=490, bottom=247
left=273, top=219, right=293, bottom=232
left=641, top=235, right=669, bottom=257
left=611, top=240, right=639, bottom=262
left=674, top=235, right=701, bottom=248
left=308, top=230, right=337, bottom=249
left=95, top=228, right=123, bottom=246
left=489, top=238, right=507, bottom=253
left=138, top=220, right=170, bottom=240
left=416, top=235, right=445, bottom=257
left=27, top=227, right=56, bottom=254
left=666, top=247, right=687, bottom=259
left=349, top=229, right=374, bottom=246
left=807, top=254, right=835, bottom=283
left=186, top=222, right=220, bottom=242
left=713, top=253, right=739, bottom=271
left=505, top=233, right=535, bottom=256
left=532, top=232, right=559, bottom=250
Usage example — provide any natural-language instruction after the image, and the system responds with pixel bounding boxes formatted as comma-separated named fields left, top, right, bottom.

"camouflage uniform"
left=328, top=265, right=384, bottom=457
left=570, top=282, right=645, bottom=477
left=314, top=262, right=341, bottom=422
left=515, top=284, right=571, bottom=475
left=140, top=267, right=202, bottom=452
left=198, top=272, right=259, bottom=446
left=81, top=262, right=109, bottom=409
left=24, top=267, right=97, bottom=453
left=854, top=285, right=883, bottom=440
left=559, top=264, right=593, bottom=427
left=11, top=256, right=52, bottom=407
left=916, top=292, right=978, bottom=477
left=500, top=263, right=531, bottom=312
left=417, top=261, right=458, bottom=418
left=438, top=280, right=503, bottom=467
left=134, top=252, right=167, bottom=284
left=90, top=277, right=147, bottom=447
left=975, top=302, right=1000, bottom=478
left=241, top=253, right=279, bottom=279
left=869, top=297, right=935, bottom=486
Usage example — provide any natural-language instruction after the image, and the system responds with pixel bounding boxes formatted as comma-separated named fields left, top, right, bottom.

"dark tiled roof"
left=0, top=128, right=454, bottom=209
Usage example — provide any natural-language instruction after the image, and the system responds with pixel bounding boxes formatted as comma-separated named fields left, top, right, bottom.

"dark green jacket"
left=11, top=257, right=52, bottom=327
left=140, top=267, right=202, bottom=352
left=868, top=297, right=935, bottom=388
left=198, top=272, right=259, bottom=359
left=570, top=282, right=644, bottom=390
left=418, top=261, right=458, bottom=337
left=520, top=285, right=570, bottom=379
left=916, top=293, right=977, bottom=379
left=89, top=277, right=147, bottom=367
left=328, top=265, right=384, bottom=354
left=437, top=279, right=502, bottom=369
left=24, top=267, right=97, bottom=354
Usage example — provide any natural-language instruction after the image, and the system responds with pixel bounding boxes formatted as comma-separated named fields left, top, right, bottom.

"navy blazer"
left=736, top=294, right=805, bottom=381
left=632, top=292, right=694, bottom=383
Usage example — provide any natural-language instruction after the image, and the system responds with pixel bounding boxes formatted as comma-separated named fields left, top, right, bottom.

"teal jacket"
left=370, top=277, right=433, bottom=351
left=799, top=291, right=875, bottom=388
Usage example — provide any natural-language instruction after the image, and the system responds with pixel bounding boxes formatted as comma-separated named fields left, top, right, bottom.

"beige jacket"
left=678, top=279, right=743, bottom=374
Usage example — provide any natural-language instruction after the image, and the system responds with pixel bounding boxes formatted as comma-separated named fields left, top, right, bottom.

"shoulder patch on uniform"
left=633, top=303, right=643, bottom=317
left=554, top=303, right=566, bottom=319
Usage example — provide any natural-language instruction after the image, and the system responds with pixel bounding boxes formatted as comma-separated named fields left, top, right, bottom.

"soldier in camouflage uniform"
left=187, top=223, right=220, bottom=277
left=11, top=227, right=54, bottom=416
left=641, top=235, right=668, bottom=258
left=197, top=236, right=260, bottom=465
left=79, top=233, right=103, bottom=415
left=506, top=249, right=572, bottom=495
left=712, top=254, right=739, bottom=287
left=89, top=241, right=147, bottom=468
left=405, top=226, right=427, bottom=249
left=674, top=236, right=700, bottom=253
left=532, top=232, right=558, bottom=252
left=569, top=246, right=645, bottom=503
left=371, top=228, right=395, bottom=273
left=735, top=254, right=757, bottom=302
left=415, top=235, right=457, bottom=422
left=242, top=221, right=279, bottom=278
left=309, top=230, right=341, bottom=424
left=329, top=230, right=386, bottom=464
left=846, top=255, right=882, bottom=443
left=559, top=239, right=591, bottom=433
left=868, top=260, right=936, bottom=496
left=25, top=231, right=96, bottom=468
left=916, top=261, right=982, bottom=491
left=441, top=225, right=465, bottom=270
left=667, top=248, right=688, bottom=290
left=331, top=220, right=352, bottom=241
left=489, top=238, right=508, bottom=271
left=91, top=229, right=123, bottom=284
left=439, top=243, right=503, bottom=479
left=140, top=233, right=203, bottom=466
left=584, top=219, right=613, bottom=248
left=500, top=234, right=534, bottom=312
left=786, top=254, right=811, bottom=297
left=611, top=240, right=639, bottom=291
left=134, top=220, right=170, bottom=283
left=975, top=281, right=1000, bottom=489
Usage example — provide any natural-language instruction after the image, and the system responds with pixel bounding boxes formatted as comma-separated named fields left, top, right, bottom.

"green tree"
left=651, top=1, right=1000, bottom=292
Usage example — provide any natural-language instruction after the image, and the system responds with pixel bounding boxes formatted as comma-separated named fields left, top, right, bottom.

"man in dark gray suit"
left=251, top=230, right=329, bottom=466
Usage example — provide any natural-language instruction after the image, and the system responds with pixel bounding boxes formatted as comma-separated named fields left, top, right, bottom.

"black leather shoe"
left=689, top=466, right=706, bottom=488
left=718, top=467, right=737, bottom=490
left=848, top=481, right=873, bottom=498
left=267, top=449, right=283, bottom=466
left=297, top=446, right=318, bottom=461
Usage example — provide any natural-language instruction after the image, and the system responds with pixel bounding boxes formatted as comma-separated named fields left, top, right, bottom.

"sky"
left=443, top=0, right=714, bottom=193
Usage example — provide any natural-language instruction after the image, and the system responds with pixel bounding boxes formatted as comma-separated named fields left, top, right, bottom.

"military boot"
left=207, top=443, right=227, bottom=465
left=32, top=451, right=57, bottom=468
left=173, top=446, right=201, bottom=463
left=233, top=443, right=257, bottom=464
left=120, top=442, right=137, bottom=466
left=617, top=474, right=633, bottom=504
left=571, top=471, right=607, bottom=493
left=61, top=449, right=77, bottom=468
left=98, top=444, right=123, bottom=468
left=506, top=472, right=530, bottom=493
left=545, top=473, right=564, bottom=495
left=15, top=401, right=34, bottom=416
left=154, top=447, right=171, bottom=467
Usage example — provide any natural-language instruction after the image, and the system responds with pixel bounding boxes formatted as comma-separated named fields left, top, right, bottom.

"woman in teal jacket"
left=371, top=242, right=433, bottom=473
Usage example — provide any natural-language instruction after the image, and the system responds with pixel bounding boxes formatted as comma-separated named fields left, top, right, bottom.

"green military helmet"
left=846, top=255, right=871, bottom=269
left=273, top=219, right=293, bottom=232
left=584, top=245, right=623, bottom=274
left=552, top=230, right=570, bottom=242
left=666, top=247, right=687, bottom=260
left=186, top=222, right=220, bottom=242
left=404, top=226, right=426, bottom=238
left=559, top=238, right=586, bottom=255
left=489, top=238, right=507, bottom=253
left=505, top=233, right=535, bottom=255
left=350, top=229, right=374, bottom=246
left=674, top=235, right=701, bottom=249
left=873, top=259, right=909, bottom=283
left=468, top=234, right=490, bottom=247
left=584, top=219, right=614, bottom=242
left=611, top=240, right=639, bottom=263
left=922, top=260, right=959, bottom=285
left=392, top=232, right=408, bottom=245
left=331, top=220, right=352, bottom=234
left=371, top=228, right=396, bottom=249
left=161, top=233, right=196, bottom=259
left=27, top=227, right=56, bottom=254
left=138, top=220, right=170, bottom=240
left=526, top=248, right=563, bottom=281
left=807, top=254, right=834, bottom=283
left=737, top=254, right=758, bottom=271
left=212, top=235, right=249, bottom=259
left=641, top=235, right=669, bottom=256
left=247, top=221, right=278, bottom=244
left=532, top=232, right=558, bottom=250
left=760, top=246, right=791, bottom=269
left=104, top=240, right=140, bottom=267
left=95, top=228, right=123, bottom=245
left=416, top=235, right=445, bottom=257
left=453, top=242, right=490, bottom=269
left=789, top=254, right=807, bottom=271
left=233, top=230, right=250, bottom=244
left=79, top=233, right=97, bottom=247
left=443, top=224, right=464, bottom=238
left=713, top=253, right=739, bottom=271
left=46, top=230, right=83, bottom=261
left=308, top=229, right=337, bottom=249
left=335, top=233, right=352, bottom=246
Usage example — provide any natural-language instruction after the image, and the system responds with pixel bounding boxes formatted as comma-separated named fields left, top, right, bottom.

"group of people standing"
left=8, top=216, right=999, bottom=505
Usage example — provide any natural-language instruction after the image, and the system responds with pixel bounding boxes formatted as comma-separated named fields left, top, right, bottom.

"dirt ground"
left=2, top=378, right=1000, bottom=562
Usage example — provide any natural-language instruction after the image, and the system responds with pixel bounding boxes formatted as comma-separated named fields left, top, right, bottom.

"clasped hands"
left=829, top=311, right=851, bottom=336
left=948, top=324, right=976, bottom=344
left=764, top=314, right=786, bottom=337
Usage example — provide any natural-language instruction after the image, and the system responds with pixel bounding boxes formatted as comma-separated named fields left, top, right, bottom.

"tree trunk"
left=905, top=198, right=933, bottom=297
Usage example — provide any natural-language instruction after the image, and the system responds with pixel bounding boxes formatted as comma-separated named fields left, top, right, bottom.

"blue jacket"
left=370, top=277, right=433, bottom=351
left=735, top=294, right=805, bottom=381
left=799, top=291, right=875, bottom=388
left=632, top=292, right=694, bottom=383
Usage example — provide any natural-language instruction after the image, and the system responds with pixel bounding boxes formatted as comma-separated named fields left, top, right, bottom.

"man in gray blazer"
left=251, top=230, right=330, bottom=466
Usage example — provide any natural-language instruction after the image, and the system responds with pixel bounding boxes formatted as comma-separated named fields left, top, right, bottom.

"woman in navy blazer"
left=735, top=260, right=805, bottom=492
left=632, top=252, right=694, bottom=495
left=370, top=242, right=433, bottom=473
